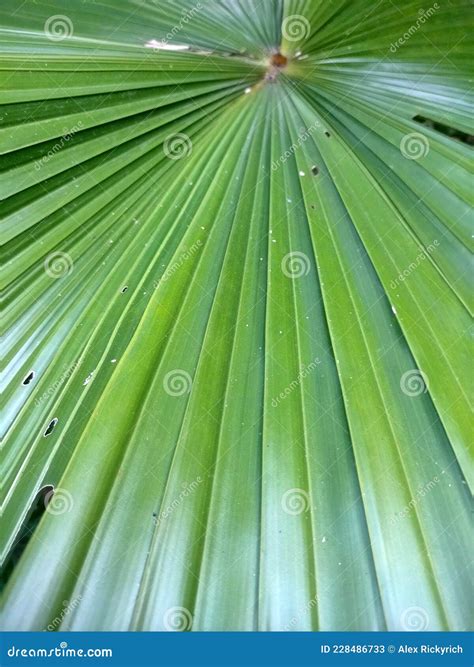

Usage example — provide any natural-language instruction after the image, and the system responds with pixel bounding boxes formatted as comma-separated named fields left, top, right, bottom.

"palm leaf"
left=1, top=0, right=472, bottom=631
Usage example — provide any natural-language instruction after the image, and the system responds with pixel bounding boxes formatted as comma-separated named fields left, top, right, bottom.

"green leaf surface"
left=1, top=0, right=472, bottom=632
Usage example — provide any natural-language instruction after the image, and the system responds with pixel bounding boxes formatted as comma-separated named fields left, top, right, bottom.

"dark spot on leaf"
left=324, top=131, right=331, bottom=137
left=22, top=370, right=35, bottom=386
left=44, top=418, right=58, bottom=437
left=121, top=286, right=128, bottom=293
left=270, top=53, right=288, bottom=68
left=311, top=166, right=320, bottom=176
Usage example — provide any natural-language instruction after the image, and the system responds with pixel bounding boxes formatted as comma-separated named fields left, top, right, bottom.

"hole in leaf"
left=22, top=370, right=35, bottom=386
left=413, top=115, right=473, bottom=145
left=1, top=485, right=54, bottom=587
left=311, top=166, right=320, bottom=176
left=44, top=418, right=58, bottom=437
